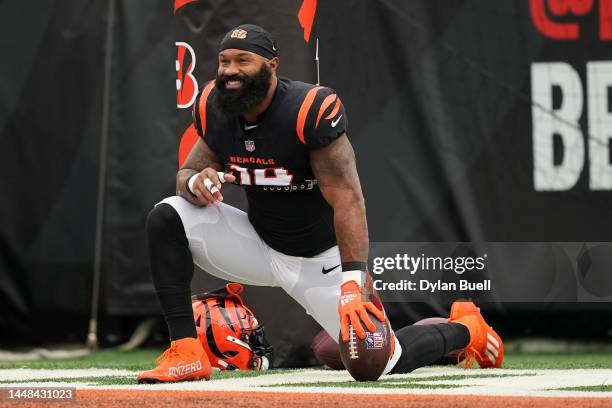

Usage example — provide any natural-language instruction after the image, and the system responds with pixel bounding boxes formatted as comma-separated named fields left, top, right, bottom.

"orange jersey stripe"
left=315, top=94, right=337, bottom=128
left=324, top=97, right=341, bottom=120
left=198, top=81, right=216, bottom=137
left=296, top=86, right=322, bottom=144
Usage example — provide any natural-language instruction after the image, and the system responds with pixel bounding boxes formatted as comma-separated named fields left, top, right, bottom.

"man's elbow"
left=330, top=190, right=365, bottom=213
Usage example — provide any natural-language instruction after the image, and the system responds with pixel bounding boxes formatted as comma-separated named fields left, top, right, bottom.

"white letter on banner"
left=531, top=62, right=584, bottom=191
left=587, top=62, right=612, bottom=190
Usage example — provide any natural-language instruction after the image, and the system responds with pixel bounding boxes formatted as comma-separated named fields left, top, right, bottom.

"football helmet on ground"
left=192, top=282, right=273, bottom=371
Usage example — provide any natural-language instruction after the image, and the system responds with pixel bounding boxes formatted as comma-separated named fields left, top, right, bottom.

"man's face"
left=215, top=49, right=276, bottom=114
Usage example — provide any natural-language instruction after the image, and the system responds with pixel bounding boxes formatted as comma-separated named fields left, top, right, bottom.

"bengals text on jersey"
left=192, top=77, right=348, bottom=257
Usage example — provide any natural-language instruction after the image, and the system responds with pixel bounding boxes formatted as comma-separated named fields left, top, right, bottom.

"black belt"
left=236, top=179, right=319, bottom=193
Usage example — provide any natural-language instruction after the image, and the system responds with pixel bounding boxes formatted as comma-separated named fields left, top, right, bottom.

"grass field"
left=2, top=349, right=611, bottom=372
left=1, top=349, right=611, bottom=407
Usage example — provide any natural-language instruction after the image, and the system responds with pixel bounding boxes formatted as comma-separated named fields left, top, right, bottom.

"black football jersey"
left=192, top=77, right=348, bottom=257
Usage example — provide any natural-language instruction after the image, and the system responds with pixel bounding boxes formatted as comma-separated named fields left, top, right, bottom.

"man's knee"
left=146, top=203, right=186, bottom=243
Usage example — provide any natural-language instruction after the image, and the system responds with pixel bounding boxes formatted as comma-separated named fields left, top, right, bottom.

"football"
left=338, top=311, right=391, bottom=381
left=413, top=317, right=449, bottom=326
left=311, top=329, right=344, bottom=370
left=414, top=316, right=464, bottom=364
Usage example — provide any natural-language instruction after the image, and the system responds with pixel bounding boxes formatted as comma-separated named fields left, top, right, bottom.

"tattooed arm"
left=309, top=134, right=368, bottom=263
left=313, top=134, right=386, bottom=340
left=177, top=138, right=234, bottom=206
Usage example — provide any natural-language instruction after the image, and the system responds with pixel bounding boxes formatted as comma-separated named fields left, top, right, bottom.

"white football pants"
left=159, top=196, right=401, bottom=373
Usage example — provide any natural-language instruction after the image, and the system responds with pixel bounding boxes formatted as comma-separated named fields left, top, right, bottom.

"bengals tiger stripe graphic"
left=296, top=86, right=322, bottom=144
left=195, top=81, right=215, bottom=138
left=296, top=87, right=343, bottom=144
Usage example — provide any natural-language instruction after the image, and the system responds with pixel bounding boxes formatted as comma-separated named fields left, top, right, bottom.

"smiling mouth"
left=225, top=79, right=243, bottom=89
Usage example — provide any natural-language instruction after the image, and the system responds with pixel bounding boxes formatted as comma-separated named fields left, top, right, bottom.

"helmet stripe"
left=203, top=300, right=226, bottom=360
left=227, top=299, right=245, bottom=331
left=218, top=299, right=238, bottom=334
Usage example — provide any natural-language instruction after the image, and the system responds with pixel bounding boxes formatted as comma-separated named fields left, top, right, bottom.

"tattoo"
left=310, top=135, right=359, bottom=190
left=176, top=139, right=221, bottom=203
left=310, top=134, right=369, bottom=264
left=181, top=138, right=220, bottom=172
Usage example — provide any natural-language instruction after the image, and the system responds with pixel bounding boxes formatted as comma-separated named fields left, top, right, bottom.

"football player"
left=137, top=24, right=503, bottom=383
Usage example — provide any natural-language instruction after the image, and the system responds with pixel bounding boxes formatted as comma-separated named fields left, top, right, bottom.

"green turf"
left=1, top=350, right=611, bottom=390
left=269, top=382, right=464, bottom=390
left=213, top=368, right=283, bottom=379
left=0, top=369, right=287, bottom=385
left=0, top=375, right=467, bottom=389
left=0, top=376, right=137, bottom=386
left=555, top=385, right=612, bottom=392
left=502, top=353, right=612, bottom=369
left=393, top=373, right=532, bottom=382
left=0, top=349, right=610, bottom=371
left=0, top=349, right=163, bottom=371
left=265, top=373, right=530, bottom=389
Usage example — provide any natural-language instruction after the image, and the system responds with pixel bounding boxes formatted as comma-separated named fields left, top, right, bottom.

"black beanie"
left=218, top=24, right=277, bottom=59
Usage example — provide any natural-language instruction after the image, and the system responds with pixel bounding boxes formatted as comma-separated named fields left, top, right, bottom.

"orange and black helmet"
left=192, top=282, right=272, bottom=371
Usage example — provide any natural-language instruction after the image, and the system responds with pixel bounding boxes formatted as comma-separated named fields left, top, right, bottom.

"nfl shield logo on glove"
left=245, top=139, right=255, bottom=152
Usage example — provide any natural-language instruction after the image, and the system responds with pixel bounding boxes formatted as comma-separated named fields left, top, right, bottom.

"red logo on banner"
left=530, top=0, right=612, bottom=40
left=298, top=0, right=317, bottom=42
left=601, top=0, right=612, bottom=40
left=174, top=0, right=197, bottom=14
left=176, top=41, right=198, bottom=109
left=178, top=124, right=199, bottom=168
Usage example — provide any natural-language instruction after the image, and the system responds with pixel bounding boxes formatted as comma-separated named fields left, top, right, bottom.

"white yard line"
left=0, top=369, right=135, bottom=381
left=0, top=367, right=611, bottom=398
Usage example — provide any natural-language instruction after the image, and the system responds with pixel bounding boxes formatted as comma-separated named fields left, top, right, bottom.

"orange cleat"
left=448, top=301, right=504, bottom=368
left=137, top=337, right=212, bottom=383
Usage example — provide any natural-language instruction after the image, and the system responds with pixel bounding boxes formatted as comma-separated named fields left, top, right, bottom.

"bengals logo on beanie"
left=219, top=24, right=278, bottom=59
left=230, top=29, right=247, bottom=39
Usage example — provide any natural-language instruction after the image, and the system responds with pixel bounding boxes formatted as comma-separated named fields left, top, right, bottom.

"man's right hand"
left=188, top=168, right=236, bottom=206
left=338, top=280, right=386, bottom=342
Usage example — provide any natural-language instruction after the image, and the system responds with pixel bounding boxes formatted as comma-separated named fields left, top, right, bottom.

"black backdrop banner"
left=102, top=1, right=176, bottom=315
left=1, top=1, right=610, bottom=353
left=315, top=0, right=612, bottom=243
left=0, top=0, right=105, bottom=344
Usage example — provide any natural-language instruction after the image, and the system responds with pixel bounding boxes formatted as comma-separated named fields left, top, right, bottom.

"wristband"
left=341, top=261, right=367, bottom=286
left=341, top=261, right=367, bottom=271
left=187, top=173, right=199, bottom=195
left=341, top=270, right=363, bottom=286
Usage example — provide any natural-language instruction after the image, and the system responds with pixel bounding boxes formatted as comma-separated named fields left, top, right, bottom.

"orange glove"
left=338, top=280, right=386, bottom=342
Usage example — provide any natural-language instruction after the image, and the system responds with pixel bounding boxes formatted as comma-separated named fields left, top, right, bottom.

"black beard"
left=215, top=63, right=272, bottom=115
